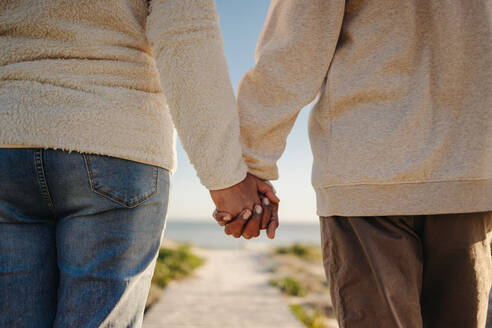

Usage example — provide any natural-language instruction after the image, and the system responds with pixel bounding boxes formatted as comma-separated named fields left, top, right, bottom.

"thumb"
left=255, top=178, right=280, bottom=203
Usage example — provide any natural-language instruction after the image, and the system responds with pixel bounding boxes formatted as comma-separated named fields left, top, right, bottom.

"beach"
left=162, top=220, right=322, bottom=249
left=144, top=247, right=311, bottom=328
left=143, top=221, right=492, bottom=328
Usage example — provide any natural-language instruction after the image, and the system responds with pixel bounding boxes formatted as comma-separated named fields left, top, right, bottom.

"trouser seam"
left=34, top=149, right=57, bottom=218
left=350, top=219, right=407, bottom=328
left=322, top=217, right=347, bottom=327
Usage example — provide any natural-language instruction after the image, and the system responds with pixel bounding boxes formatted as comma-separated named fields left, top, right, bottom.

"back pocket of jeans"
left=83, top=154, right=158, bottom=208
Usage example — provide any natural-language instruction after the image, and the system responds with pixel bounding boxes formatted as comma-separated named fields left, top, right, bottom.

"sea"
left=163, top=219, right=321, bottom=249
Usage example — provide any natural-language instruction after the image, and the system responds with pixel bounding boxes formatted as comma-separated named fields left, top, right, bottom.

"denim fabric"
left=0, top=148, right=170, bottom=328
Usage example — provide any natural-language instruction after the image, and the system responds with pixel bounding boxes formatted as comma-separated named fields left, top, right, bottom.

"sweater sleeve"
left=237, top=0, right=345, bottom=180
left=146, top=0, right=247, bottom=190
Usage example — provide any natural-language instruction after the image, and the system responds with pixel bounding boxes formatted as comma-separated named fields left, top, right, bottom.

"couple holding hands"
left=1, top=0, right=492, bottom=328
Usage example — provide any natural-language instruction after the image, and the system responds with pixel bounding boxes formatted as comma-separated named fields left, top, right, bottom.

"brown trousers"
left=320, top=212, right=492, bottom=328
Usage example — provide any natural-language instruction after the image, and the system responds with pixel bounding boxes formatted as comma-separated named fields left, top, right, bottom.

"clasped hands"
left=210, top=173, right=279, bottom=239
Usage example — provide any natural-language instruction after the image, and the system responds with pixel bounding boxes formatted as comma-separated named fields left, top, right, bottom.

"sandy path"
left=143, top=248, right=304, bottom=328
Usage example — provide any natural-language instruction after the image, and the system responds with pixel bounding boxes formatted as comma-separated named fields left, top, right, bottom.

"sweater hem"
left=0, top=142, right=175, bottom=173
left=315, top=179, right=492, bottom=217
left=0, top=142, right=249, bottom=190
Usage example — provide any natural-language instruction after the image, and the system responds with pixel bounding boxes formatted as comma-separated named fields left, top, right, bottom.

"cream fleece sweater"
left=238, top=0, right=492, bottom=216
left=0, top=0, right=247, bottom=190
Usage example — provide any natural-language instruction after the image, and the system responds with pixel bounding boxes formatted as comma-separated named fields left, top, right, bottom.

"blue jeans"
left=0, top=148, right=170, bottom=328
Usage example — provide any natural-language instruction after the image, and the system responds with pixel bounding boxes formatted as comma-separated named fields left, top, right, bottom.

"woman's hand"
left=211, top=174, right=279, bottom=239
left=209, top=173, right=278, bottom=218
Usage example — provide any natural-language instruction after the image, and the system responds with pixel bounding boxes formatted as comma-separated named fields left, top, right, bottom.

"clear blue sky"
left=167, top=1, right=318, bottom=223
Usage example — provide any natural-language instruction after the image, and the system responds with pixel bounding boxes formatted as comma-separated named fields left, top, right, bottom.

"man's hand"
left=210, top=173, right=279, bottom=219
left=213, top=199, right=279, bottom=239
left=266, top=201, right=279, bottom=239
left=210, top=173, right=279, bottom=239
left=213, top=208, right=252, bottom=238
left=210, top=173, right=262, bottom=219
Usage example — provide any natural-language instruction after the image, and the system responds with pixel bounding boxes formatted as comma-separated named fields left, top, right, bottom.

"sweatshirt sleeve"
left=146, top=0, right=247, bottom=190
left=237, top=0, right=345, bottom=180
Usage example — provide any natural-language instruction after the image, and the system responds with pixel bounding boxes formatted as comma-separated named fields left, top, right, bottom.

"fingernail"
left=255, top=204, right=263, bottom=214
left=243, top=209, right=252, bottom=220
left=262, top=198, right=270, bottom=206
left=223, top=214, right=231, bottom=221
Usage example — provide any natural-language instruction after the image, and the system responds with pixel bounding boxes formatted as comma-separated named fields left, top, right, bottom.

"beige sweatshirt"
left=238, top=0, right=492, bottom=216
left=0, top=0, right=247, bottom=190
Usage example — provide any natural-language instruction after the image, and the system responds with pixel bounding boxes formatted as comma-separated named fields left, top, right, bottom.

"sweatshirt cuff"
left=246, top=165, right=279, bottom=182
left=201, top=159, right=249, bottom=191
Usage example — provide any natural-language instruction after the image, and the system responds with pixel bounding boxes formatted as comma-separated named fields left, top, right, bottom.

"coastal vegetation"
left=290, top=304, right=329, bottom=328
left=152, top=244, right=204, bottom=288
left=146, top=243, right=204, bottom=311
left=269, top=243, right=336, bottom=328
left=275, top=243, right=322, bottom=262
left=269, top=276, right=308, bottom=297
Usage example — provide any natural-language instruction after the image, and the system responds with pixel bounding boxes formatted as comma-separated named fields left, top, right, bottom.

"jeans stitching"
left=34, top=149, right=56, bottom=217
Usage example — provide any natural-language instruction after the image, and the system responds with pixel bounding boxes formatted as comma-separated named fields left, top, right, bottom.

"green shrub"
left=275, top=243, right=322, bottom=261
left=151, top=244, right=204, bottom=288
left=269, top=276, right=308, bottom=297
left=290, top=304, right=328, bottom=328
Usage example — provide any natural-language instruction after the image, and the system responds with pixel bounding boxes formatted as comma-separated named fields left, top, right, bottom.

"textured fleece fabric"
left=237, top=0, right=492, bottom=216
left=0, top=0, right=247, bottom=190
